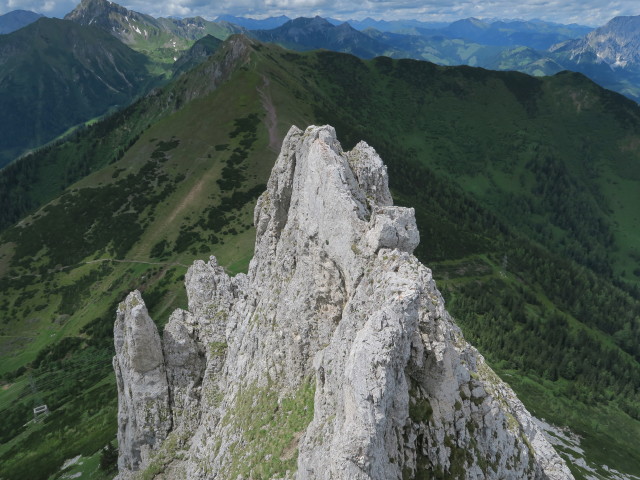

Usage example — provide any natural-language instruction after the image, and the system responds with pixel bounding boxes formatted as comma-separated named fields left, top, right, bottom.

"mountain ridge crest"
left=113, top=125, right=572, bottom=479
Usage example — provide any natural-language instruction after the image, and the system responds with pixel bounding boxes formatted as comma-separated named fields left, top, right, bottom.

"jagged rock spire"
left=113, top=125, right=572, bottom=479
left=113, top=290, right=171, bottom=472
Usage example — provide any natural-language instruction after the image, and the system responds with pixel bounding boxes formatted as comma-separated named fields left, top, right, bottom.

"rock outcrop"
left=113, top=290, right=171, bottom=472
left=113, top=125, right=573, bottom=479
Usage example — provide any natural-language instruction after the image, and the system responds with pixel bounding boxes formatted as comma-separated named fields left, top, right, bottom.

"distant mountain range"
left=0, top=9, right=42, bottom=34
left=216, top=14, right=290, bottom=30
left=552, top=15, right=640, bottom=67
left=64, top=0, right=241, bottom=67
left=430, top=17, right=592, bottom=49
left=549, top=16, right=640, bottom=99
left=215, top=14, right=591, bottom=49
left=241, top=14, right=640, bottom=102
left=250, top=16, right=390, bottom=58
left=327, top=17, right=450, bottom=32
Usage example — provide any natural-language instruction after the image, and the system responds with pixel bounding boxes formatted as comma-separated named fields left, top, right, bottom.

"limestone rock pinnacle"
left=113, top=125, right=573, bottom=479
left=113, top=290, right=171, bottom=472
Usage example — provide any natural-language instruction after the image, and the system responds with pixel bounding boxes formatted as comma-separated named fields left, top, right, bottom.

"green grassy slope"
left=0, top=35, right=257, bottom=233
left=1, top=38, right=639, bottom=479
left=172, top=34, right=224, bottom=78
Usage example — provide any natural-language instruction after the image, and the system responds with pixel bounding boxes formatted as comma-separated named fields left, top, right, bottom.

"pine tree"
left=99, top=442, right=118, bottom=472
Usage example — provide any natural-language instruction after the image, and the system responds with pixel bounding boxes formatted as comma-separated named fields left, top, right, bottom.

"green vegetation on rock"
left=223, top=379, right=315, bottom=479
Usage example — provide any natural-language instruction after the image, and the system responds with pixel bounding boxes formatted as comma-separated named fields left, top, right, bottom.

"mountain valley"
left=0, top=33, right=639, bottom=479
left=0, top=0, right=241, bottom=169
left=4, top=1, right=640, bottom=173
left=64, top=0, right=241, bottom=69
left=0, top=17, right=154, bottom=167
left=0, top=1, right=640, bottom=478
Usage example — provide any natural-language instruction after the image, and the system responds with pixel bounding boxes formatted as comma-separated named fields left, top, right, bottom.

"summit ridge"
left=113, top=125, right=572, bottom=479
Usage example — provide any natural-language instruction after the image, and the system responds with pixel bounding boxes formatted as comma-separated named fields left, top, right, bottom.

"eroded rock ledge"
left=113, top=125, right=573, bottom=479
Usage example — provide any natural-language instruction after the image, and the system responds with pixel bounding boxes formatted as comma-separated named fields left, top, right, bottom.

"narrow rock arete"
left=113, top=125, right=573, bottom=479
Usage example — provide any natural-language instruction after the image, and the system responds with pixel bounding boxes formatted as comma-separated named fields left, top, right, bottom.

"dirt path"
left=165, top=174, right=208, bottom=226
left=132, top=166, right=216, bottom=258
left=9, top=258, right=190, bottom=280
left=85, top=258, right=189, bottom=268
left=257, top=75, right=281, bottom=152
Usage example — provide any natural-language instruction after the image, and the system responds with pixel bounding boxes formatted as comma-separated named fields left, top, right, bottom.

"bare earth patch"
left=280, top=430, right=304, bottom=462
left=258, top=75, right=280, bottom=152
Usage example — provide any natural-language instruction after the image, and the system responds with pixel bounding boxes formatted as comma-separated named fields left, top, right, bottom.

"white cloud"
left=166, top=3, right=192, bottom=16
left=0, top=0, right=637, bottom=27
left=1, top=0, right=75, bottom=17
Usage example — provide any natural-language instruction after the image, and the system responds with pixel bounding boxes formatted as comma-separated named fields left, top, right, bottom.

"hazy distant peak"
left=0, top=9, right=44, bottom=34
left=550, top=14, right=640, bottom=68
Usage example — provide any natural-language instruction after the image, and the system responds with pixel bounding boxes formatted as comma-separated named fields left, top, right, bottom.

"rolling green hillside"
left=0, top=37, right=639, bottom=479
left=172, top=34, right=224, bottom=78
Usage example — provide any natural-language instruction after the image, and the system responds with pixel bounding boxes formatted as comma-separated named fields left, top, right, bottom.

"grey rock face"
left=113, top=290, right=171, bottom=472
left=550, top=16, right=640, bottom=68
left=113, top=125, right=573, bottom=479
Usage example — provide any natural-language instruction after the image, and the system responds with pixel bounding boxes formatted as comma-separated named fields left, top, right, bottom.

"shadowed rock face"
left=113, top=125, right=573, bottom=479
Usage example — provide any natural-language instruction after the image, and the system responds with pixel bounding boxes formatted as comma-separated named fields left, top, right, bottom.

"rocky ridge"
left=113, top=125, right=573, bottom=479
left=64, top=0, right=159, bottom=42
left=65, top=0, right=241, bottom=51
left=550, top=15, right=640, bottom=68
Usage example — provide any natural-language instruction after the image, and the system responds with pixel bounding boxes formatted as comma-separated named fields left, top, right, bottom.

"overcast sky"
left=1, top=0, right=637, bottom=27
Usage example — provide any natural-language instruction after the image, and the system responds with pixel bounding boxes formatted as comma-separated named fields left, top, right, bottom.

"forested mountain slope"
left=0, top=17, right=153, bottom=167
left=0, top=37, right=638, bottom=480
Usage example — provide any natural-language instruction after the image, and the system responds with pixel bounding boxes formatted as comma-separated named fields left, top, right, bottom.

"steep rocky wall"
left=113, top=291, right=171, bottom=472
left=113, top=125, right=573, bottom=479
